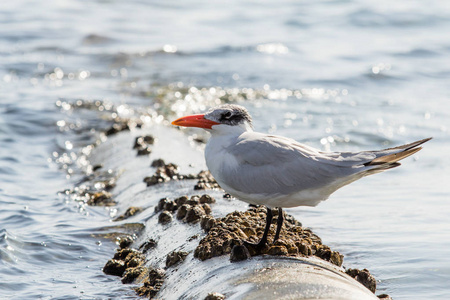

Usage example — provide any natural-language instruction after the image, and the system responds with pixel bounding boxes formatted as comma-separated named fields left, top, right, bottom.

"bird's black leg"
left=273, top=207, right=283, bottom=243
left=244, top=206, right=273, bottom=249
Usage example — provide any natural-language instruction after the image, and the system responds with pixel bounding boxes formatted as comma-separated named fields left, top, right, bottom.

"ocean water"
left=1, top=0, right=449, bottom=299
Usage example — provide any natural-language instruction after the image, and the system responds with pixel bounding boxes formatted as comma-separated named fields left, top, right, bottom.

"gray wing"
left=223, top=132, right=376, bottom=195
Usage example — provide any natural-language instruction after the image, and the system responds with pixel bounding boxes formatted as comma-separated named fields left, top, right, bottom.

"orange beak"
left=171, top=114, right=220, bottom=129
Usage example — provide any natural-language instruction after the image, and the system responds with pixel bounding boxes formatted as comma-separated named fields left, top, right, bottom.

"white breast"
left=205, top=134, right=239, bottom=184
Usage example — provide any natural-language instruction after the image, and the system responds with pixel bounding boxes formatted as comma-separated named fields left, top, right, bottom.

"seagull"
left=172, top=104, right=431, bottom=249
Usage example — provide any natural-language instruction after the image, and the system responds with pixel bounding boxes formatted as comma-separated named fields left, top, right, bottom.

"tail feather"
left=365, top=146, right=422, bottom=166
left=325, top=138, right=430, bottom=192
left=379, top=137, right=431, bottom=152
left=364, top=137, right=431, bottom=167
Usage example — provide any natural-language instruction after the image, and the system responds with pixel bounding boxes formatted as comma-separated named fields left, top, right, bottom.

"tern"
left=172, top=104, right=431, bottom=249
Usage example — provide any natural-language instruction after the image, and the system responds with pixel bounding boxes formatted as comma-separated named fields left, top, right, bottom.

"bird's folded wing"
left=224, top=133, right=369, bottom=195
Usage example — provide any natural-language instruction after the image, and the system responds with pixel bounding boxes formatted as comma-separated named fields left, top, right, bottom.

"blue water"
left=1, top=0, right=449, bottom=299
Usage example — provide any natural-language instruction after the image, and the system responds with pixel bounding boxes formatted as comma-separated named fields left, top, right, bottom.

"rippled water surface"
left=1, top=1, right=449, bottom=299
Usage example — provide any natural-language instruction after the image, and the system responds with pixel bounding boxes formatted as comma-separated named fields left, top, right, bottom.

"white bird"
left=172, top=104, right=431, bottom=248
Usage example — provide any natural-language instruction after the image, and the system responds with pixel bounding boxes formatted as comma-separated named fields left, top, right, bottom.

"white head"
left=172, top=104, right=253, bottom=133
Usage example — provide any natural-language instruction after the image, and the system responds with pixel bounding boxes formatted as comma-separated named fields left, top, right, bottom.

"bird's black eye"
left=223, top=111, right=232, bottom=119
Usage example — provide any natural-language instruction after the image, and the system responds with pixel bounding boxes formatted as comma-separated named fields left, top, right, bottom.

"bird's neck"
left=209, top=122, right=253, bottom=137
left=205, top=125, right=248, bottom=186
left=206, top=123, right=251, bottom=163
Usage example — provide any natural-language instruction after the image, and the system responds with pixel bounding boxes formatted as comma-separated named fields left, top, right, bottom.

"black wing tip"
left=364, top=161, right=401, bottom=167
left=381, top=137, right=432, bottom=152
left=403, top=137, right=432, bottom=151
left=364, top=162, right=401, bottom=174
left=416, top=137, right=433, bottom=145
left=363, top=137, right=431, bottom=167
